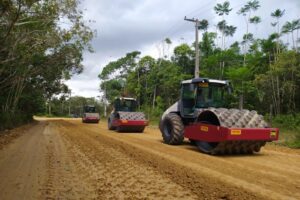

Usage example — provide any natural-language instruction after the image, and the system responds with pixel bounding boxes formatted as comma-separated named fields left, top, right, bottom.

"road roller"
left=108, top=97, right=148, bottom=132
left=159, top=78, right=279, bottom=154
left=82, top=105, right=100, bottom=123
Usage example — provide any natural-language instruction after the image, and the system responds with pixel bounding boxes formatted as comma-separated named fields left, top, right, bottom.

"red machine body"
left=184, top=123, right=279, bottom=142
left=112, top=119, right=149, bottom=127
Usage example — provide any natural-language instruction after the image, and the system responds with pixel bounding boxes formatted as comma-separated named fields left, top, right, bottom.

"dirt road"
left=0, top=119, right=299, bottom=200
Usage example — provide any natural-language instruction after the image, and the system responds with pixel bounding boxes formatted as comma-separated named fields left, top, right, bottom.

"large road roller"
left=159, top=78, right=279, bottom=154
left=108, top=97, right=148, bottom=132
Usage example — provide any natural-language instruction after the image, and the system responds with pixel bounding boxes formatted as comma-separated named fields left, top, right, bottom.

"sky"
left=65, top=0, right=300, bottom=98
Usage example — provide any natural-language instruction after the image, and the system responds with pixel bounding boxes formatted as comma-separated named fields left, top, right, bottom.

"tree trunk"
left=49, top=102, right=51, bottom=115
left=276, top=76, right=281, bottom=115
left=239, top=94, right=243, bottom=110
left=152, top=85, right=156, bottom=109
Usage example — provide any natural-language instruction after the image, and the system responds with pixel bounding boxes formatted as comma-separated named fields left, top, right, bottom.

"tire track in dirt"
left=2, top=118, right=298, bottom=199
left=61, top=120, right=263, bottom=200
left=41, top=122, right=98, bottom=199
left=0, top=122, right=47, bottom=200
left=54, top=120, right=198, bottom=200
left=71, top=119, right=300, bottom=200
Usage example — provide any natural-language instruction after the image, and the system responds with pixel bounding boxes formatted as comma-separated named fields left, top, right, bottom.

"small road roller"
left=108, top=97, right=148, bottom=132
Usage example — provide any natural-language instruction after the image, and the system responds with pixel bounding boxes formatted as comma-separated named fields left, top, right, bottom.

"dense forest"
left=99, top=1, right=300, bottom=124
left=0, top=0, right=93, bottom=130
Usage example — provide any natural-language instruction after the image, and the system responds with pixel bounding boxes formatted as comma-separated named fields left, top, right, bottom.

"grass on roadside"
left=270, top=114, right=300, bottom=149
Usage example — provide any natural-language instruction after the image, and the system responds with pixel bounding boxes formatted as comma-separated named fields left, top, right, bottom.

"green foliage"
left=43, top=96, right=104, bottom=118
left=0, top=0, right=94, bottom=130
left=198, top=20, right=209, bottom=31
left=214, top=1, right=232, bottom=16
left=271, top=114, right=300, bottom=148
left=249, top=16, right=261, bottom=24
left=101, top=79, right=124, bottom=102
left=173, top=44, right=194, bottom=75
left=99, top=51, right=141, bottom=80
left=254, top=51, right=300, bottom=114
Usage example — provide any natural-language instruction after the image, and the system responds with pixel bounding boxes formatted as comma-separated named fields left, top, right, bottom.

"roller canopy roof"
left=181, top=78, right=229, bottom=85
left=116, top=97, right=136, bottom=101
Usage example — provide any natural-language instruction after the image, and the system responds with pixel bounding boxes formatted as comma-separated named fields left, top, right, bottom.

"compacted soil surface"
left=0, top=118, right=299, bottom=200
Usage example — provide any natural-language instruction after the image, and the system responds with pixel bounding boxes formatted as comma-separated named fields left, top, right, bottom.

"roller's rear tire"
left=161, top=113, right=184, bottom=145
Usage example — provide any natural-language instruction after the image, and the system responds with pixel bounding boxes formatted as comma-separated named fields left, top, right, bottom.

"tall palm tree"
left=292, top=19, right=300, bottom=51
left=214, top=1, right=232, bottom=17
left=214, top=1, right=232, bottom=50
left=224, top=25, right=237, bottom=37
left=238, top=0, right=261, bottom=66
left=220, top=25, right=237, bottom=78
left=271, top=9, right=285, bottom=33
left=217, top=20, right=227, bottom=49
left=198, top=19, right=209, bottom=32
left=271, top=9, right=285, bottom=54
left=249, top=16, right=261, bottom=28
left=282, top=19, right=300, bottom=50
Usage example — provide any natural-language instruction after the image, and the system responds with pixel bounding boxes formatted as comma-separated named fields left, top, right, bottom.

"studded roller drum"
left=118, top=111, right=146, bottom=121
left=117, top=111, right=147, bottom=132
left=195, top=108, right=269, bottom=154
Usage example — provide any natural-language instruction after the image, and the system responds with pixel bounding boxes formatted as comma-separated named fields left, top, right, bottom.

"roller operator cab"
left=108, top=97, right=149, bottom=132
left=82, top=105, right=100, bottom=123
left=114, top=97, right=137, bottom=112
left=179, top=78, right=231, bottom=117
left=160, top=78, right=279, bottom=155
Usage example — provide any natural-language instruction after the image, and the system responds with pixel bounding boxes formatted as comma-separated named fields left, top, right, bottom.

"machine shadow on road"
left=179, top=141, right=267, bottom=158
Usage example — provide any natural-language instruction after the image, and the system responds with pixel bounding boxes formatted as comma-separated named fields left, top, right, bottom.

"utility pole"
left=184, top=16, right=200, bottom=78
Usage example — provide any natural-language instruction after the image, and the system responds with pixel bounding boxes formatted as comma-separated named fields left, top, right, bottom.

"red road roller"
left=108, top=97, right=148, bottom=132
left=159, top=78, right=279, bottom=154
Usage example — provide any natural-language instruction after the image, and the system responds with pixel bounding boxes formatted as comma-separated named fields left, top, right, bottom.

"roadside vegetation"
left=271, top=115, right=300, bottom=148
left=37, top=96, right=104, bottom=118
left=0, top=0, right=93, bottom=130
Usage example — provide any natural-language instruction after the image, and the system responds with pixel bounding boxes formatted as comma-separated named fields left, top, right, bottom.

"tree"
left=271, top=9, right=285, bottom=55
left=255, top=51, right=300, bottom=114
left=0, top=0, right=94, bottom=130
left=214, top=1, right=232, bottom=17
left=198, top=19, right=209, bottom=31
left=249, top=16, right=261, bottom=28
left=217, top=20, right=227, bottom=50
left=282, top=19, right=300, bottom=51
left=173, top=44, right=194, bottom=75
left=238, top=0, right=261, bottom=65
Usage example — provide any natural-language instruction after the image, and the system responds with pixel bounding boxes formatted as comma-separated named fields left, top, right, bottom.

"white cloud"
left=66, top=0, right=300, bottom=98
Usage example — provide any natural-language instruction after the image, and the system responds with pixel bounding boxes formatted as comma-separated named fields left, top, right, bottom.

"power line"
left=164, top=0, right=249, bottom=41
left=162, top=1, right=217, bottom=41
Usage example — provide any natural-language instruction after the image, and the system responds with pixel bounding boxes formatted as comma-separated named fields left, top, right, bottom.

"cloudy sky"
left=65, top=0, right=300, bottom=98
